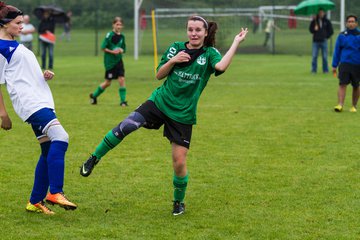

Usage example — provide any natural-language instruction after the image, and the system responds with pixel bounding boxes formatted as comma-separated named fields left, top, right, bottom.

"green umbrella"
left=294, top=0, right=335, bottom=15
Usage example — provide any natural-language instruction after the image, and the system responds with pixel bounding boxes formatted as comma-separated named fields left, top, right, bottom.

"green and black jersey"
left=101, top=31, right=126, bottom=70
left=149, top=41, right=223, bottom=125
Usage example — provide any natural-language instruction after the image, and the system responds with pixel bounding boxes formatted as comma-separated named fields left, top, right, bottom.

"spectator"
left=288, top=9, right=297, bottom=29
left=263, top=18, right=280, bottom=47
left=60, top=11, right=72, bottom=41
left=333, top=15, right=360, bottom=112
left=309, top=9, right=333, bottom=73
left=251, top=15, right=260, bottom=34
left=38, top=9, right=55, bottom=69
left=19, top=14, right=35, bottom=50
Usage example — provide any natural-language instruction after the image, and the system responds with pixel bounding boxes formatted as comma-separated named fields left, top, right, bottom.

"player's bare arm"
left=215, top=28, right=248, bottom=72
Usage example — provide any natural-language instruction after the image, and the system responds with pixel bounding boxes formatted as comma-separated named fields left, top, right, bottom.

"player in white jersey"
left=0, top=1, right=77, bottom=215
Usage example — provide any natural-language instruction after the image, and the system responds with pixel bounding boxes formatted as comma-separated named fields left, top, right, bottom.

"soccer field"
left=1, top=33, right=360, bottom=239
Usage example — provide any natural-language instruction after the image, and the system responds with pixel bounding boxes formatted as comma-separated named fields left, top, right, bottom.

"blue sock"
left=47, top=141, right=68, bottom=194
left=30, top=141, right=51, bottom=204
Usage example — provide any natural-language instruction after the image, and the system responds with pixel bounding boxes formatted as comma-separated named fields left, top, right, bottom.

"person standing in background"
left=38, top=10, right=55, bottom=70
left=60, top=11, right=72, bottom=41
left=19, top=14, right=35, bottom=50
left=263, top=18, right=280, bottom=47
left=332, top=15, right=360, bottom=113
left=89, top=17, right=128, bottom=107
left=309, top=9, right=333, bottom=73
left=288, top=10, right=297, bottom=29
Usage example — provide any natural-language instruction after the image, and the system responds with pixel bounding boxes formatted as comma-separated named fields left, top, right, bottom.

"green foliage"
left=5, top=0, right=360, bottom=29
left=1, top=29, right=360, bottom=239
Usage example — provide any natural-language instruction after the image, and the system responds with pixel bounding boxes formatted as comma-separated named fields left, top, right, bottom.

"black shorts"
left=338, top=63, right=360, bottom=87
left=135, top=100, right=192, bottom=149
left=105, top=59, right=125, bottom=80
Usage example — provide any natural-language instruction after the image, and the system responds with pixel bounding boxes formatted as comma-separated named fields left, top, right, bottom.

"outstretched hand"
left=234, top=28, right=248, bottom=44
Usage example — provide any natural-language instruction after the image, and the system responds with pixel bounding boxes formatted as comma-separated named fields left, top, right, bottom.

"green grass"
left=1, top=29, right=360, bottom=239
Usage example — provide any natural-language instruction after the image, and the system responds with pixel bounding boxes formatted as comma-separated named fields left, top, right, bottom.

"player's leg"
left=29, top=138, right=51, bottom=205
left=26, top=132, right=55, bottom=215
left=80, top=100, right=164, bottom=177
left=335, top=64, right=352, bottom=112
left=118, top=76, right=127, bottom=106
left=117, top=60, right=127, bottom=106
left=90, top=65, right=115, bottom=104
left=163, top=118, right=192, bottom=215
left=172, top=143, right=189, bottom=215
left=26, top=108, right=77, bottom=210
left=96, top=79, right=112, bottom=96
left=80, top=111, right=146, bottom=177
left=351, top=86, right=359, bottom=112
left=42, top=119, right=77, bottom=210
left=350, top=69, right=360, bottom=112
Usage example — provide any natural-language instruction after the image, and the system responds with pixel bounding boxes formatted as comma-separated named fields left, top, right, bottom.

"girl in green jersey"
left=81, top=16, right=248, bottom=215
left=89, top=17, right=128, bottom=106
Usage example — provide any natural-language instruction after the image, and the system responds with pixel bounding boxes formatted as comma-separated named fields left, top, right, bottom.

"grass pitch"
left=0, top=30, right=359, bottom=239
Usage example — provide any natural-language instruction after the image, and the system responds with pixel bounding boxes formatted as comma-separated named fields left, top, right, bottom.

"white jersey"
left=0, top=39, right=54, bottom=121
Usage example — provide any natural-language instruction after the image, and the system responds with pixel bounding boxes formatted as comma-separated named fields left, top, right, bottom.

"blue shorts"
left=26, top=108, right=57, bottom=139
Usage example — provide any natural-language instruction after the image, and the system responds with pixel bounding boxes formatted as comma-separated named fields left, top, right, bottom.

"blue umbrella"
left=294, top=0, right=335, bottom=15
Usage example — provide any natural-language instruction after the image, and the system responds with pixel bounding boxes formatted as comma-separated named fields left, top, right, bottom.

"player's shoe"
left=80, top=154, right=99, bottom=177
left=120, top=101, right=128, bottom=107
left=26, top=201, right=55, bottom=215
left=45, top=192, right=77, bottom=210
left=89, top=93, right=97, bottom=105
left=350, top=106, right=357, bottom=113
left=172, top=201, right=185, bottom=216
left=334, top=104, right=343, bottom=112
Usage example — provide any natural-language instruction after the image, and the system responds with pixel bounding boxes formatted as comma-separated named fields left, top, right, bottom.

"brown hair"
left=187, top=16, right=218, bottom=47
left=0, top=1, right=23, bottom=26
left=346, top=14, right=358, bottom=22
left=113, top=16, right=123, bottom=24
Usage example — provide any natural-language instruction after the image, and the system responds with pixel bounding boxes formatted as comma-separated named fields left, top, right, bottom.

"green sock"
left=92, top=130, right=122, bottom=160
left=119, top=87, right=126, bottom=103
left=173, top=173, right=189, bottom=203
left=93, top=86, right=105, bottom=98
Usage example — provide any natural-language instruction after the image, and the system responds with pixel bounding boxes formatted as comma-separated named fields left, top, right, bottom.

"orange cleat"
left=26, top=201, right=55, bottom=215
left=45, top=192, right=77, bottom=210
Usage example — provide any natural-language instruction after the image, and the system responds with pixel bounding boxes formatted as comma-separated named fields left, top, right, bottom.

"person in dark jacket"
left=309, top=9, right=333, bottom=73
left=38, top=10, right=55, bottom=69
left=332, top=15, right=360, bottom=113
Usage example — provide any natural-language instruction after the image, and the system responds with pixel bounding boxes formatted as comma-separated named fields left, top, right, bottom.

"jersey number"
left=166, top=47, right=177, bottom=59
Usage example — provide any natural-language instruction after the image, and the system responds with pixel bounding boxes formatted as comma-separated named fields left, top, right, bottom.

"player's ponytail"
left=0, top=1, right=23, bottom=27
left=204, top=21, right=217, bottom=47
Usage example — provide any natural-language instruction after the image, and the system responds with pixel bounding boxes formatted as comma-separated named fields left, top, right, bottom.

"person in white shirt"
left=19, top=14, right=35, bottom=50
left=0, top=1, right=77, bottom=215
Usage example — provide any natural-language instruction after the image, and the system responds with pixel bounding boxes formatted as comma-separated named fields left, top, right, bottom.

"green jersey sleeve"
left=208, top=47, right=223, bottom=76
left=101, top=32, right=111, bottom=50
